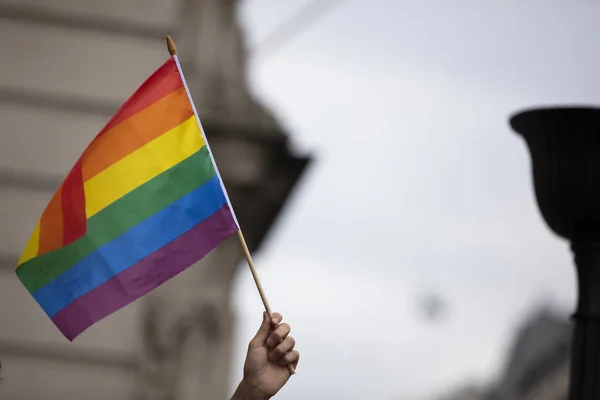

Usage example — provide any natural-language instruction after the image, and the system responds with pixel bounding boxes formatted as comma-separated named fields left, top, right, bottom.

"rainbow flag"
left=16, top=55, right=240, bottom=340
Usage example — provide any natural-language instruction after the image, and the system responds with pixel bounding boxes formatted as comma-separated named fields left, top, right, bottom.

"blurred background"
left=0, top=0, right=598, bottom=399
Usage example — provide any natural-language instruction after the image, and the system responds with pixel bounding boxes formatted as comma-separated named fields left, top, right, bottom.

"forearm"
left=230, top=380, right=270, bottom=400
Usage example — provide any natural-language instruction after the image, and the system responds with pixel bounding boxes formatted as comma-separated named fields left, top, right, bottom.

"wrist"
left=232, top=379, right=270, bottom=400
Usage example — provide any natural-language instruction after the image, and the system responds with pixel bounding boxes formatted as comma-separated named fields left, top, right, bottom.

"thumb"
left=249, top=312, right=272, bottom=348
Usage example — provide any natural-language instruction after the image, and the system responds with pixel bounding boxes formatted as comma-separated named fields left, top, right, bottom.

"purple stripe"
left=51, top=205, right=238, bottom=340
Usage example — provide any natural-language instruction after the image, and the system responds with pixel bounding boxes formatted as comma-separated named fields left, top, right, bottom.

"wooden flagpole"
left=166, top=35, right=295, bottom=375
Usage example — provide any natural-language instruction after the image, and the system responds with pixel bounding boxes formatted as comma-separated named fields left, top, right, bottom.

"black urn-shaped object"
left=510, top=107, right=600, bottom=400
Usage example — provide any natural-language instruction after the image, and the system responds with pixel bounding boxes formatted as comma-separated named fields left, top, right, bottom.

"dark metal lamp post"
left=510, top=107, right=600, bottom=399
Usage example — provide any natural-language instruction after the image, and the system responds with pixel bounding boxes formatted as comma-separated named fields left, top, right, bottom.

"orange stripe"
left=81, top=87, right=193, bottom=181
left=37, top=189, right=64, bottom=255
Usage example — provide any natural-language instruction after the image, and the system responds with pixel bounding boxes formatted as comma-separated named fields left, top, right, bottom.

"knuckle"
left=270, top=332, right=281, bottom=342
left=274, top=325, right=289, bottom=339
left=287, top=336, right=296, bottom=347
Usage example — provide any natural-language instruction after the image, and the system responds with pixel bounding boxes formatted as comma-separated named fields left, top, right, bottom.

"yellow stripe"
left=17, top=220, right=41, bottom=268
left=84, top=116, right=205, bottom=217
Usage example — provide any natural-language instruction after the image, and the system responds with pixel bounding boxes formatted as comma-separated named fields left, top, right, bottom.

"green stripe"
left=17, top=147, right=216, bottom=293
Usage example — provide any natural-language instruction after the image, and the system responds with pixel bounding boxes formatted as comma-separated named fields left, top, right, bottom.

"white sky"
left=227, top=1, right=600, bottom=399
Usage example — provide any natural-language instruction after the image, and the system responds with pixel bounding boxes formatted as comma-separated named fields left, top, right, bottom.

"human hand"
left=232, top=312, right=299, bottom=400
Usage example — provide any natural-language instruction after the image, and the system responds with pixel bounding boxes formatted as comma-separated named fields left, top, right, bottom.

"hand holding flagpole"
left=166, top=35, right=296, bottom=376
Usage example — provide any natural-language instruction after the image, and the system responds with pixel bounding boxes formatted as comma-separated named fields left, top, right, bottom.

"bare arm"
left=230, top=312, right=299, bottom=400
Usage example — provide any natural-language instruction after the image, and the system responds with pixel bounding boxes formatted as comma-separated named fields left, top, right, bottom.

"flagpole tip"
left=166, top=35, right=177, bottom=56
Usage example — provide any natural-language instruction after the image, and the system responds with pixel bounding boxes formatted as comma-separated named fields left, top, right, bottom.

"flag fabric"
left=16, top=56, right=240, bottom=340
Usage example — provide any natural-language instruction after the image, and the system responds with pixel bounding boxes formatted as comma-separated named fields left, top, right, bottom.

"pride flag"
left=16, top=55, right=239, bottom=340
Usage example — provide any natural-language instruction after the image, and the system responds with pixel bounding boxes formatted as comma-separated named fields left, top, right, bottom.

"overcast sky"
left=226, top=1, right=600, bottom=399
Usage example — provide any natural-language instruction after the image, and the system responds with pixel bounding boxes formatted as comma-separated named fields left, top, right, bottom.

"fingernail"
left=267, top=337, right=274, bottom=346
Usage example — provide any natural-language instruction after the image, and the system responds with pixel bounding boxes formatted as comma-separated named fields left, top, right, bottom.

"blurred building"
left=436, top=385, right=489, bottom=400
left=0, top=1, right=309, bottom=399
left=487, top=308, right=570, bottom=400
left=437, top=307, right=571, bottom=400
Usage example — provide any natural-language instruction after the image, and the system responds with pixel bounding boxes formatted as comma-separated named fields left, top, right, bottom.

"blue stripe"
left=34, top=175, right=227, bottom=317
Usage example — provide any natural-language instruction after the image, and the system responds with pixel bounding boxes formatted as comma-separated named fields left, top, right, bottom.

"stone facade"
left=0, top=1, right=308, bottom=399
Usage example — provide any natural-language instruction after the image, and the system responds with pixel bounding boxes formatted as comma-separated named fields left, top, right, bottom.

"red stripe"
left=96, top=58, right=182, bottom=138
left=61, top=159, right=87, bottom=245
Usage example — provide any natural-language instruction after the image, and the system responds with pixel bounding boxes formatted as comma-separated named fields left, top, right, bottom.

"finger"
left=249, top=312, right=271, bottom=349
left=271, top=312, right=283, bottom=327
left=266, top=323, right=290, bottom=347
left=277, top=350, right=300, bottom=368
left=268, top=336, right=295, bottom=361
